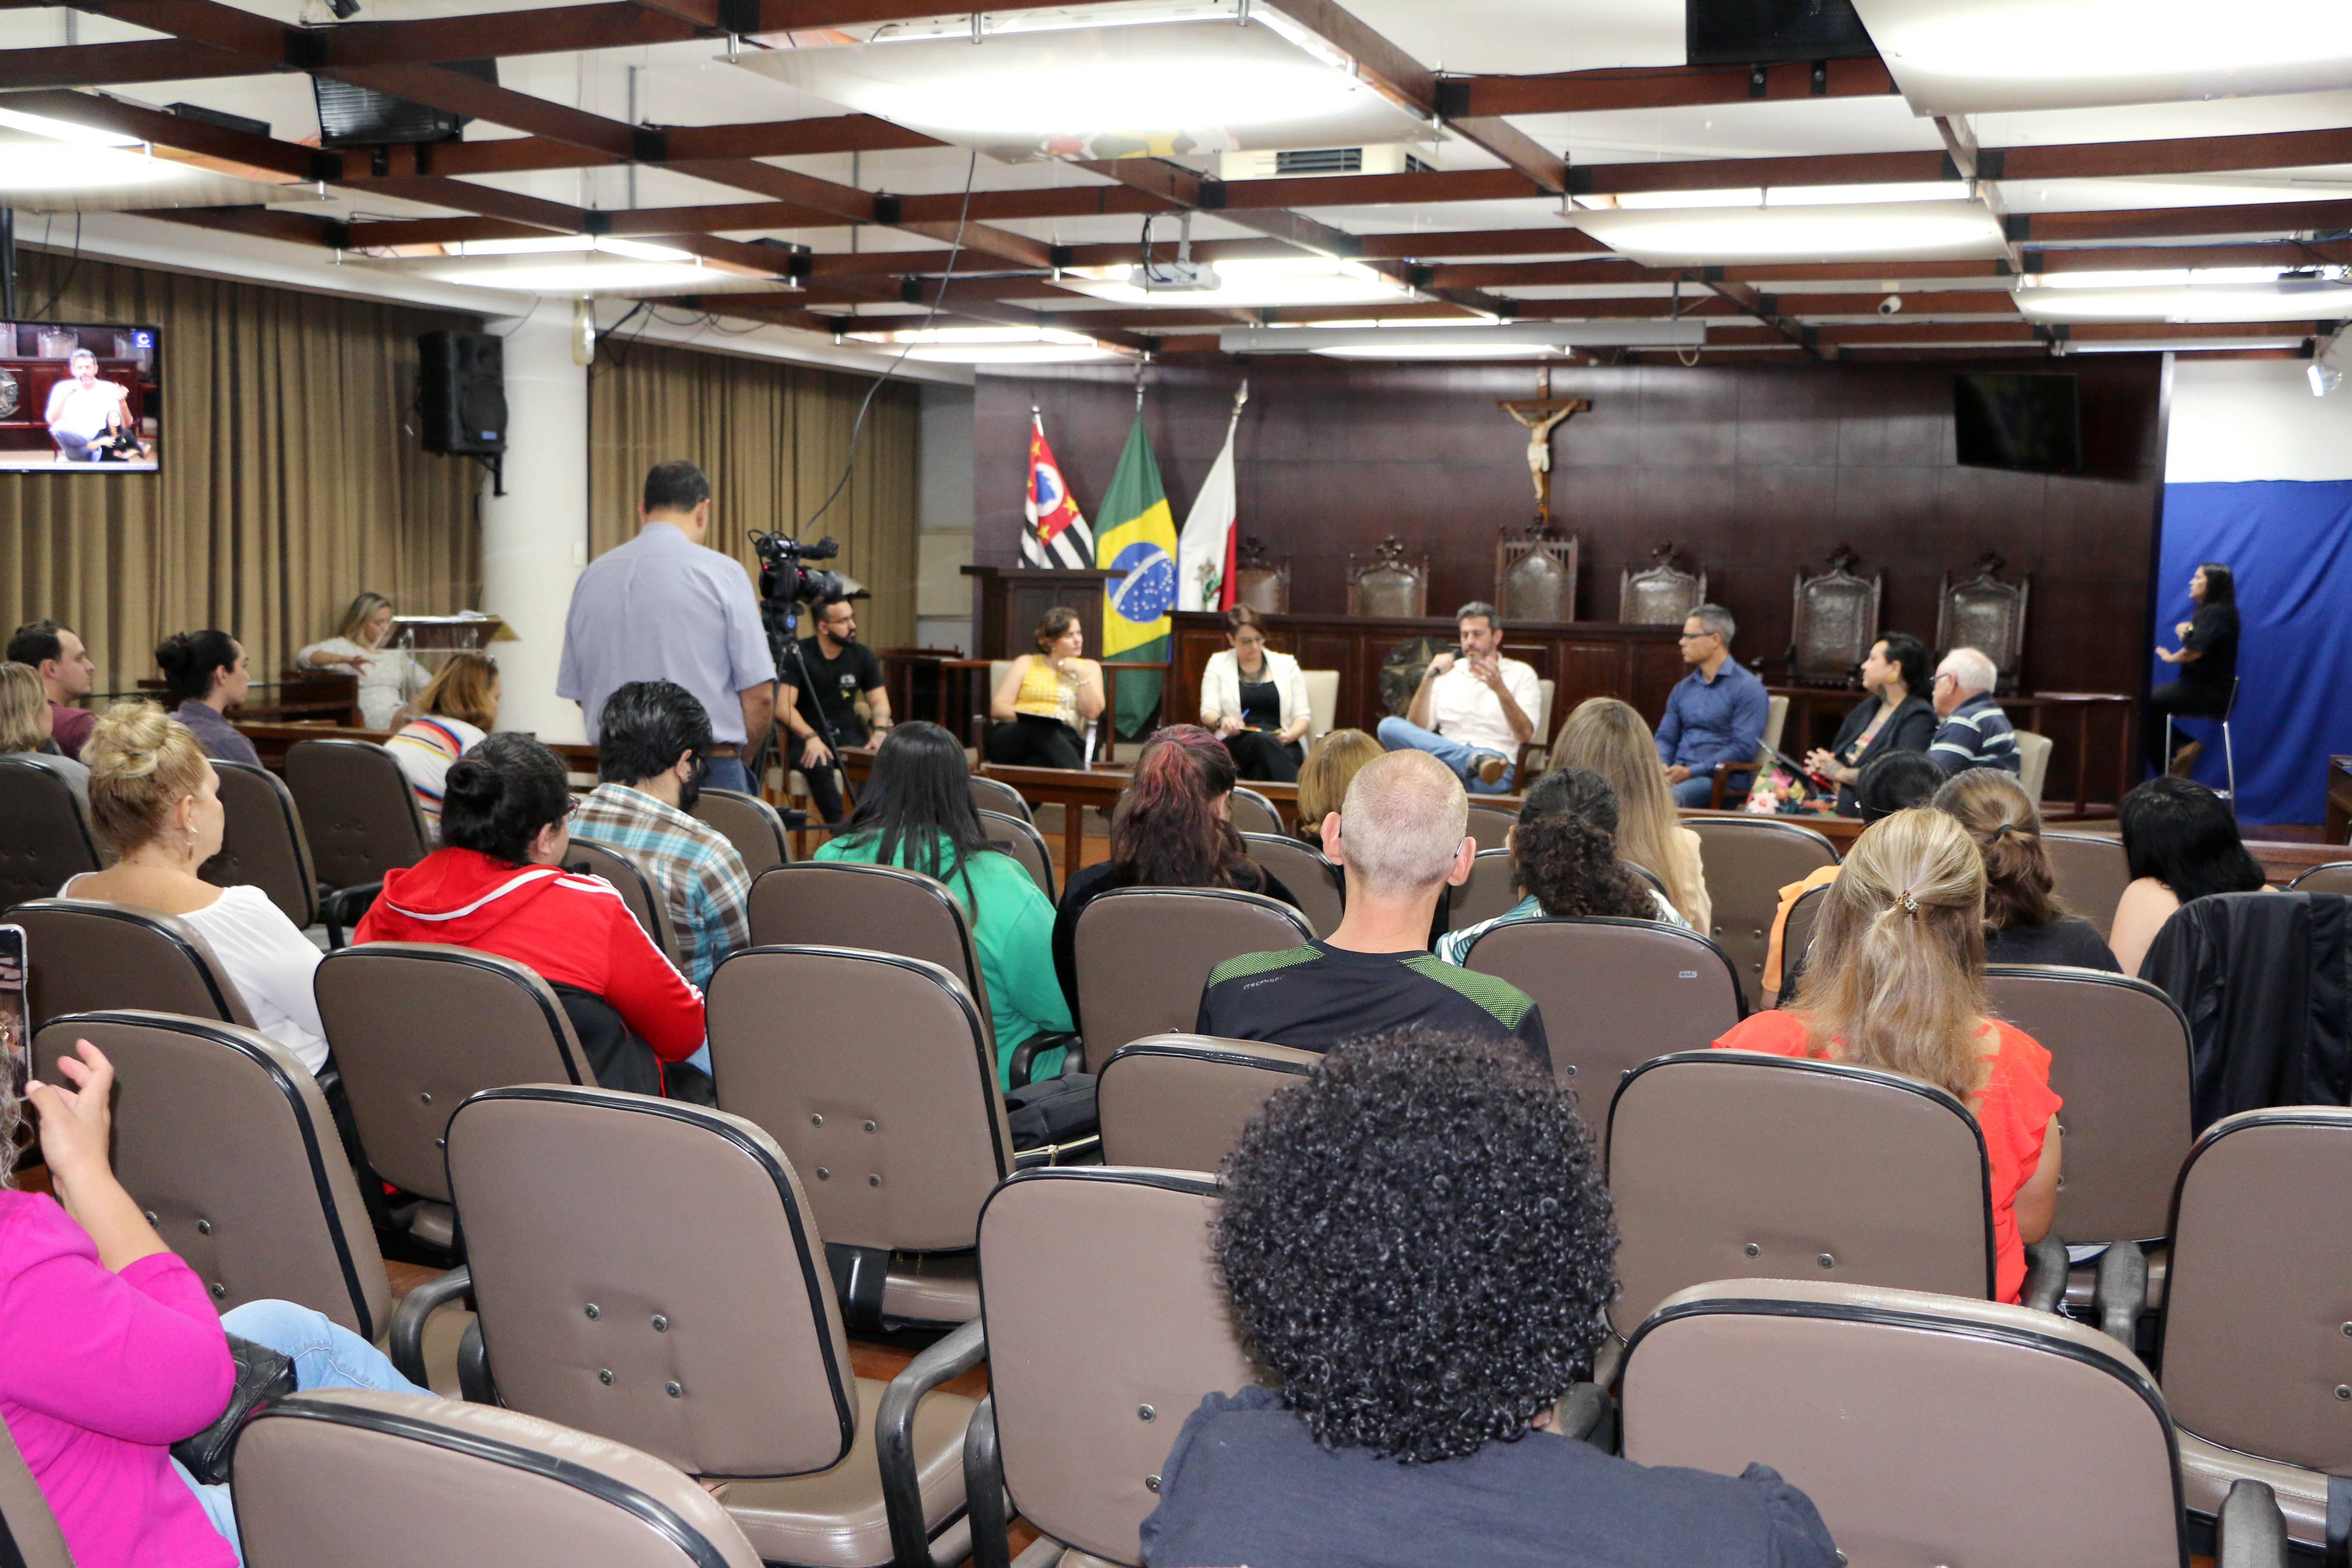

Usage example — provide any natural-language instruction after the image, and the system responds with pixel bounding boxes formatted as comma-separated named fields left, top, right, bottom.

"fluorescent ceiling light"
left=0, top=108, right=142, bottom=149
left=381, top=238, right=791, bottom=298
left=1571, top=200, right=2008, bottom=266
left=1602, top=181, right=1969, bottom=212
left=1219, top=321, right=1705, bottom=353
left=2057, top=337, right=2314, bottom=353
left=2039, top=266, right=2318, bottom=290
left=1315, top=342, right=1570, bottom=359
left=0, top=128, right=308, bottom=211
left=1057, top=256, right=1412, bottom=309
left=842, top=324, right=1127, bottom=362
left=1852, top=0, right=2352, bottom=113
left=446, top=236, right=698, bottom=263
left=2017, top=279, right=2352, bottom=323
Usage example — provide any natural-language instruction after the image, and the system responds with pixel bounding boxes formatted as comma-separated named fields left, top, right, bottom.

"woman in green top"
left=813, top=721, right=1072, bottom=1084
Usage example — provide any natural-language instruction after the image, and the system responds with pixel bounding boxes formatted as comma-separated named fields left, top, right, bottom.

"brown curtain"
left=586, top=338, right=920, bottom=650
left=0, top=249, right=481, bottom=698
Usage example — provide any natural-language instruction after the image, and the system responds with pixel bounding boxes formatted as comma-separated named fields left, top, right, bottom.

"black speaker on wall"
left=1686, top=0, right=1875, bottom=65
left=417, top=330, right=507, bottom=456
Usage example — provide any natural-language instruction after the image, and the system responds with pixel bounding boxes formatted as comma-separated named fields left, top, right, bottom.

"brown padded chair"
left=444, top=1084, right=982, bottom=1568
left=1605, top=1051, right=1999, bottom=1334
left=2288, top=861, right=2352, bottom=895
left=747, top=862, right=987, bottom=1013
left=283, top=738, right=429, bottom=942
left=1072, top=887, right=1312, bottom=1073
left=234, top=1390, right=766, bottom=1568
left=1096, top=1033, right=1316, bottom=1170
left=1463, top=802, right=1517, bottom=852
left=1464, top=919, right=1743, bottom=1119
left=204, top=760, right=321, bottom=931
left=705, top=945, right=1014, bottom=1329
left=1227, top=787, right=1283, bottom=837
left=1685, top=817, right=1840, bottom=1011
left=1618, top=1280, right=2281, bottom=1568
left=313, top=942, right=594, bottom=1252
left=0, top=1410, right=71, bottom=1568
left=1240, top=833, right=1341, bottom=939
left=2044, top=831, right=2134, bottom=941
left=1446, top=847, right=1519, bottom=933
left=977, top=809, right=1055, bottom=900
left=0, top=756, right=101, bottom=915
left=969, top=1167, right=1257, bottom=1568
left=7, top=897, right=254, bottom=1030
left=690, top=786, right=793, bottom=876
left=968, top=775, right=1031, bottom=823
left=1773, top=881, right=1831, bottom=1005
left=2157, top=1106, right=2352, bottom=1552
left=566, top=838, right=686, bottom=971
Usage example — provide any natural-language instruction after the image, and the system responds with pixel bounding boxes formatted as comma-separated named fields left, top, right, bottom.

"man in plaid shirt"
left=573, top=680, right=753, bottom=990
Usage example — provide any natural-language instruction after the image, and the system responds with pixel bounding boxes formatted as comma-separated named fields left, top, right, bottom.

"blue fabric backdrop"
left=2156, top=479, right=2352, bottom=827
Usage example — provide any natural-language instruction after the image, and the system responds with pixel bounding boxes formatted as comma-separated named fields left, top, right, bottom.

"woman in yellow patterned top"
left=986, top=606, right=1105, bottom=770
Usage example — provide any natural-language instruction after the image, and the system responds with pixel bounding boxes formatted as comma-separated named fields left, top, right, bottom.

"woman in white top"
left=61, top=702, right=330, bottom=1075
left=1197, top=604, right=1313, bottom=783
left=299, top=592, right=427, bottom=732
left=385, top=651, right=499, bottom=837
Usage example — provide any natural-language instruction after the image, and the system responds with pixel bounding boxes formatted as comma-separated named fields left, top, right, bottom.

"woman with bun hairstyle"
left=354, top=732, right=704, bottom=1096
left=64, top=703, right=330, bottom=1075
left=1932, top=767, right=2119, bottom=971
left=153, top=629, right=258, bottom=767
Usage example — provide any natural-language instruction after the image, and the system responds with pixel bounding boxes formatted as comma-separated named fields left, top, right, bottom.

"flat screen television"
left=0, top=321, right=160, bottom=472
left=1954, top=372, right=2080, bottom=475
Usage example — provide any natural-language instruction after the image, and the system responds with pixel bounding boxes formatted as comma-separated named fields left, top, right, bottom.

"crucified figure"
left=1496, top=396, right=1590, bottom=520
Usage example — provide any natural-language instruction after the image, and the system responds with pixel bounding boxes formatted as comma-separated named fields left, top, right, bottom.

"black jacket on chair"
left=1827, top=693, right=1939, bottom=816
left=2140, top=891, right=2352, bottom=1132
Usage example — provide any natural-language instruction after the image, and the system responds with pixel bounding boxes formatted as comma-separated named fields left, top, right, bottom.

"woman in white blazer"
left=1198, top=605, right=1313, bottom=782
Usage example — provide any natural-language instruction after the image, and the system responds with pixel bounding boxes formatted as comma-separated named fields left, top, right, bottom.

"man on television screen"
left=43, top=349, right=131, bottom=462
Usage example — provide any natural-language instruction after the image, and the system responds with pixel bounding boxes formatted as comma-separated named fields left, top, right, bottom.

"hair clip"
left=1898, top=892, right=1919, bottom=913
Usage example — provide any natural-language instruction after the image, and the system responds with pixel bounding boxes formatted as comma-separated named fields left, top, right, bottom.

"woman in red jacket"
left=355, top=732, right=704, bottom=1095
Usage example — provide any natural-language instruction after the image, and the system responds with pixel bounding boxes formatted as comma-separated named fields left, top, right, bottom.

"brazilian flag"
left=1094, top=409, right=1178, bottom=737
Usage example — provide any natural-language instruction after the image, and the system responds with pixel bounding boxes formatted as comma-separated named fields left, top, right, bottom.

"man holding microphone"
left=1375, top=601, right=1540, bottom=793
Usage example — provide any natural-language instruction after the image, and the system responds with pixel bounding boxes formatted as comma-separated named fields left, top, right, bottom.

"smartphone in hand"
left=0, top=924, right=26, bottom=1102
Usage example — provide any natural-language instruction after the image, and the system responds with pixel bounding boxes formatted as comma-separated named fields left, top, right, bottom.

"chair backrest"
left=1762, top=692, right=1790, bottom=756
left=977, top=808, right=1054, bottom=900
left=1685, top=818, right=1841, bottom=1010
left=314, top=943, right=594, bottom=1203
left=969, top=774, right=1032, bottom=823
left=1776, top=881, right=1832, bottom=1003
left=1463, top=802, right=1516, bottom=851
left=1228, top=787, right=1283, bottom=837
left=1984, top=965, right=2192, bottom=1245
left=1447, top=847, right=1520, bottom=932
left=978, top=1168, right=1257, bottom=1566
left=1618, top=544, right=1706, bottom=625
left=745, top=861, right=986, bottom=1011
left=2043, top=832, right=2132, bottom=941
left=705, top=946, right=1011, bottom=1253
left=235, top=1390, right=765, bottom=1568
left=447, top=1085, right=858, bottom=1480
left=1605, top=1051, right=1994, bottom=1331
left=1073, top=887, right=1312, bottom=1073
left=566, top=838, right=685, bottom=970
left=1466, top=919, right=1743, bottom=1114
left=2015, top=729, right=2054, bottom=805
left=1497, top=532, right=1578, bottom=625
left=0, top=1410, right=71, bottom=1568
left=1239, top=833, right=1341, bottom=939
left=2288, top=861, right=2352, bottom=895
left=1097, top=1034, right=1318, bottom=1170
left=1621, top=1280, right=2183, bottom=1568
left=689, top=787, right=791, bottom=875
left=2160, top=1106, right=2352, bottom=1476
left=1936, top=557, right=2032, bottom=692
left=0, top=756, right=101, bottom=914
left=1345, top=537, right=1428, bottom=618
left=284, top=739, right=430, bottom=891
left=202, top=760, right=322, bottom=929
left=1301, top=669, right=1338, bottom=740
left=1789, top=551, right=1882, bottom=686
left=8, top=897, right=255, bottom=1029
left=34, top=1010, right=390, bottom=1336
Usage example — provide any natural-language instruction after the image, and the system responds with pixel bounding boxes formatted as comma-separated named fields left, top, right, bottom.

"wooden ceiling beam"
left=0, top=39, right=263, bottom=89
left=1441, top=58, right=1897, bottom=118
left=2015, top=201, right=2352, bottom=244
left=2031, top=241, right=2352, bottom=272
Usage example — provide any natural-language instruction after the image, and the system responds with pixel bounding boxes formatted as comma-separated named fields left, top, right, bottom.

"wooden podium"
left=963, top=566, right=1125, bottom=660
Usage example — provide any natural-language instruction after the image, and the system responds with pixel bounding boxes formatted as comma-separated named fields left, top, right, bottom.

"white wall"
left=916, top=383, right=976, bottom=653
left=2166, top=356, right=2352, bottom=484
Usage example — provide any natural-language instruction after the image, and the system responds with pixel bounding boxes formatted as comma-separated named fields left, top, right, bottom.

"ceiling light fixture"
left=2054, top=337, right=2314, bottom=354
left=842, top=325, right=1128, bottom=363
left=2016, top=279, right=2352, bottom=324
left=1570, top=201, right=2009, bottom=267
left=1217, top=321, right=1706, bottom=355
left=1607, top=181, right=1971, bottom=212
left=1059, top=256, right=1414, bottom=309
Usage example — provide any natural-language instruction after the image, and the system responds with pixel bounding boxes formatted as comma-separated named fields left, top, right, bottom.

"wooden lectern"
left=963, top=566, right=1125, bottom=660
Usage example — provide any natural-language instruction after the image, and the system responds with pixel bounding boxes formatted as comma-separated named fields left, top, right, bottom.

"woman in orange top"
left=1713, top=807, right=2062, bottom=1304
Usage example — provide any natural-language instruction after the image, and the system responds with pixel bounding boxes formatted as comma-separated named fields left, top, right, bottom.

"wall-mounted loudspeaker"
left=417, top=331, right=507, bottom=456
left=1685, top=0, right=1875, bottom=66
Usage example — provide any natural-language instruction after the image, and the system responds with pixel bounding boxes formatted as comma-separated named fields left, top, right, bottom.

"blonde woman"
left=386, top=652, right=501, bottom=835
left=299, top=591, right=426, bottom=730
left=1293, top=728, right=1382, bottom=846
left=1713, top=808, right=2061, bottom=1304
left=1549, top=697, right=1710, bottom=931
left=986, top=607, right=1105, bottom=771
left=0, top=662, right=89, bottom=813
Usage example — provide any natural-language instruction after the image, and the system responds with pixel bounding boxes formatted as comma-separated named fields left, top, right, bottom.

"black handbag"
left=170, top=1334, right=296, bottom=1486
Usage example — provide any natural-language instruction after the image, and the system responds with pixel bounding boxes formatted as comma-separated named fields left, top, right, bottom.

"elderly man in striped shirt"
left=1928, top=646, right=2021, bottom=776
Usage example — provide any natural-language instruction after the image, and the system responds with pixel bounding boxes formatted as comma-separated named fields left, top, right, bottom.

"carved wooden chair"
left=1495, top=527, right=1579, bottom=624
left=1619, top=542, right=1707, bottom=626
left=1231, top=536, right=1290, bottom=616
left=1788, top=547, right=1883, bottom=687
left=1346, top=537, right=1430, bottom=619
left=1937, top=551, right=2031, bottom=695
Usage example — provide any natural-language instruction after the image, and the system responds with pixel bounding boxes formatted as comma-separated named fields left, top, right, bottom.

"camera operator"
left=777, top=594, right=891, bottom=826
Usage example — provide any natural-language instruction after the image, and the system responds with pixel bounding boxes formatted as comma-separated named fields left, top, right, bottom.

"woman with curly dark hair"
left=1142, top=1030, right=1837, bottom=1568
left=1435, top=767, right=1685, bottom=965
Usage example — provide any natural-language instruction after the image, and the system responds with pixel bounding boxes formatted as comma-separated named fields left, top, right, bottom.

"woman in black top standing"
left=2148, top=561, right=2239, bottom=776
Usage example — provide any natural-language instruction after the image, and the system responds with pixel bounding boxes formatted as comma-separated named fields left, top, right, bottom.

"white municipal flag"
left=1176, top=383, right=1247, bottom=612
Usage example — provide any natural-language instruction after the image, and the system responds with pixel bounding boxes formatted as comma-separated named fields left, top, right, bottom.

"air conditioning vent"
left=1219, top=146, right=1433, bottom=181
left=1276, top=147, right=1361, bottom=175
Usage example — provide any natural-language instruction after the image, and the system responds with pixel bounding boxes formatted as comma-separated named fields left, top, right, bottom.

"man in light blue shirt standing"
left=1655, top=603, right=1770, bottom=808
left=557, top=460, right=778, bottom=794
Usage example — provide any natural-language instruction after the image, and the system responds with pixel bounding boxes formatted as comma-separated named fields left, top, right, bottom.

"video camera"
left=751, top=530, right=858, bottom=608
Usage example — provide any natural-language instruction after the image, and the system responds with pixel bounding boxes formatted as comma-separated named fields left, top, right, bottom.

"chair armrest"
left=2217, top=1478, right=2290, bottom=1568
left=2093, top=1240, right=2149, bottom=1347
left=878, top=1317, right=986, bottom=1568
left=1709, top=760, right=1734, bottom=809
left=1007, top=1032, right=1080, bottom=1090
left=321, top=881, right=383, bottom=949
left=2021, top=1234, right=2070, bottom=1314
left=962, top=1395, right=1012, bottom=1568
left=1513, top=740, right=1546, bottom=783
left=386, top=1265, right=470, bottom=1388
left=456, top=1316, right=497, bottom=1404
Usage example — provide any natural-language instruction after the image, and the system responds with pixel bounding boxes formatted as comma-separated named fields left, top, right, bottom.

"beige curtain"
left=0, top=249, right=481, bottom=698
left=586, top=338, right=920, bottom=650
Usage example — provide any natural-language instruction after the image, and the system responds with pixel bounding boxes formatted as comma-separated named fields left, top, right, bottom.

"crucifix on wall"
left=1497, top=366, right=1590, bottom=533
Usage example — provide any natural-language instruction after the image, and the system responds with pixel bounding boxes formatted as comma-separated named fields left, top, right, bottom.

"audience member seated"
left=1, top=1037, right=429, bottom=1568
left=570, top=680, right=751, bottom=994
left=1714, top=809, right=2062, bottom=1305
left=2108, top=775, right=2271, bottom=977
left=1655, top=603, right=1769, bottom=808
left=154, top=629, right=259, bottom=768
left=7, top=618, right=98, bottom=760
left=64, top=704, right=328, bottom=1075
left=1292, top=728, right=1381, bottom=847
left=1436, top=767, right=1689, bottom=966
left=1140, top=1030, right=1838, bottom=1568
left=0, top=662, right=91, bottom=812
left=385, top=650, right=500, bottom=837
left=355, top=732, right=704, bottom=1098
left=1933, top=768, right=2119, bottom=971
left=1551, top=696, right=1711, bottom=930
left=1762, top=750, right=1945, bottom=1005
left=986, top=607, right=1103, bottom=771
left=296, top=591, right=426, bottom=731
left=1804, top=632, right=1938, bottom=816
left=1198, top=604, right=1312, bottom=783
left=1375, top=600, right=1539, bottom=793
left=1195, top=750, right=1546, bottom=1066
left=1927, top=646, right=2018, bottom=777
left=815, top=721, right=1072, bottom=1085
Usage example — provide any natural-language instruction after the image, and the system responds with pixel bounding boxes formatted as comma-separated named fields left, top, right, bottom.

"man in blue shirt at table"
left=1657, top=603, right=1770, bottom=808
